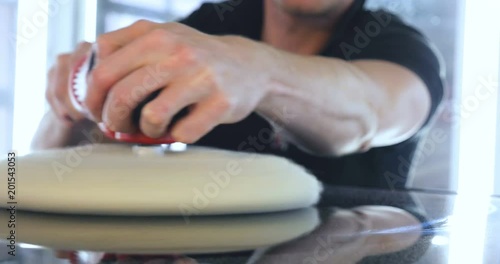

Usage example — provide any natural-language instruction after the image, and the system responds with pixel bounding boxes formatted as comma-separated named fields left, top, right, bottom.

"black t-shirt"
left=179, top=0, right=444, bottom=190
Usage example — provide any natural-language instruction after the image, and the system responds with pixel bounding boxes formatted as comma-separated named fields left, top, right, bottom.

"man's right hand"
left=46, top=42, right=92, bottom=125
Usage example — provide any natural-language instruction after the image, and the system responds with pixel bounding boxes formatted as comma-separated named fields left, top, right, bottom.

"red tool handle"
left=97, top=123, right=176, bottom=144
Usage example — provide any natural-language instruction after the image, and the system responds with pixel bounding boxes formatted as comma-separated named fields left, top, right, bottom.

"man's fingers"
left=52, top=54, right=71, bottom=111
left=57, top=42, right=91, bottom=121
left=95, top=19, right=160, bottom=59
left=72, top=42, right=92, bottom=63
left=101, top=65, right=175, bottom=133
left=86, top=23, right=194, bottom=124
left=86, top=21, right=161, bottom=121
left=65, top=49, right=91, bottom=120
left=85, top=29, right=173, bottom=122
left=48, top=53, right=82, bottom=122
left=139, top=80, right=210, bottom=139
left=46, top=62, right=66, bottom=121
left=49, top=96, right=73, bottom=124
left=170, top=97, right=231, bottom=143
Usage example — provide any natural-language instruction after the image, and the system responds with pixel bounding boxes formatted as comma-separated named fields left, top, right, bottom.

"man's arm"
left=256, top=49, right=431, bottom=156
left=80, top=21, right=432, bottom=157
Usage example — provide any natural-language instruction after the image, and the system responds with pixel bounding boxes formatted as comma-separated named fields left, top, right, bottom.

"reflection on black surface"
left=0, top=186, right=438, bottom=264
left=0, top=208, right=320, bottom=256
left=254, top=206, right=423, bottom=264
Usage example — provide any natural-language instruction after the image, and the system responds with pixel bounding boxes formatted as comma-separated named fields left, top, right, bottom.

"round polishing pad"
left=0, top=144, right=322, bottom=216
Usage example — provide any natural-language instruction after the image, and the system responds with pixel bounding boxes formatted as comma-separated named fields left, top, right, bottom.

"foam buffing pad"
left=0, top=144, right=322, bottom=215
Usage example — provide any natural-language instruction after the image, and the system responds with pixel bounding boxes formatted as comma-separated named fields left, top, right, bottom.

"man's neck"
left=262, top=0, right=353, bottom=55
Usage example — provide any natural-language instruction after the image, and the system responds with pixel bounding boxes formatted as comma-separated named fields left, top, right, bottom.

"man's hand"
left=46, top=42, right=92, bottom=125
left=85, top=20, right=274, bottom=143
left=33, top=42, right=102, bottom=150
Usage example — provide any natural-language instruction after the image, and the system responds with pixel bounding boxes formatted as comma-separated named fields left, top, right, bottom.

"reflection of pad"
left=0, top=208, right=319, bottom=254
left=0, top=144, right=322, bottom=215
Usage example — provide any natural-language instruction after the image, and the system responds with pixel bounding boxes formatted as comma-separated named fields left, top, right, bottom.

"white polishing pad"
left=0, top=208, right=319, bottom=254
left=0, top=144, right=322, bottom=215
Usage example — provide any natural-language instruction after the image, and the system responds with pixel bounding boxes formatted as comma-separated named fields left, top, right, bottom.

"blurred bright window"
left=0, top=0, right=17, bottom=154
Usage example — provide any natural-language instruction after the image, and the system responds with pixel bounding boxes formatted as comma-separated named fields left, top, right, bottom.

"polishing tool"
left=70, top=49, right=182, bottom=147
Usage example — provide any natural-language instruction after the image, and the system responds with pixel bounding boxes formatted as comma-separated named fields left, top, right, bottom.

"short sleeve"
left=178, top=3, right=219, bottom=33
left=178, top=1, right=264, bottom=38
left=338, top=10, right=445, bottom=125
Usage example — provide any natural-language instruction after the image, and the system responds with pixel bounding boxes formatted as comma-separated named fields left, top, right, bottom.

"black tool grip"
left=132, top=90, right=189, bottom=131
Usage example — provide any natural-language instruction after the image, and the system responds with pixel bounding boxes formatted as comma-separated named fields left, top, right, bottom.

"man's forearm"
left=256, top=47, right=430, bottom=156
left=31, top=111, right=113, bottom=150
